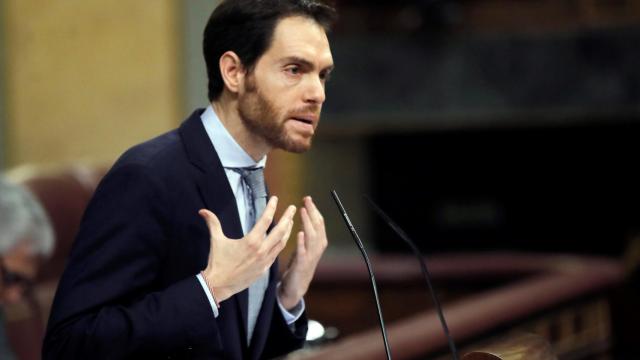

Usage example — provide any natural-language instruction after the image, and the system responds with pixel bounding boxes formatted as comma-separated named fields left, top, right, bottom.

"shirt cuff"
left=196, top=273, right=219, bottom=317
left=276, top=282, right=305, bottom=325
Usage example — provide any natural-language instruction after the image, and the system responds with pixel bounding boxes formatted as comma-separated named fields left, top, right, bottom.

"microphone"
left=331, top=190, right=392, bottom=360
left=365, top=196, right=459, bottom=360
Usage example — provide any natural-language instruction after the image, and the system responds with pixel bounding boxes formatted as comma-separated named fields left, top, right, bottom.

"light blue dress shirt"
left=196, top=105, right=304, bottom=324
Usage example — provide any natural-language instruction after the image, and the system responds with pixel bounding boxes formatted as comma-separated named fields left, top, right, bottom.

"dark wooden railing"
left=289, top=253, right=622, bottom=359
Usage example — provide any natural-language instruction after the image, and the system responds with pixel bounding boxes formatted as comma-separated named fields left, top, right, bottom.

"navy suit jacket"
left=43, top=109, right=307, bottom=359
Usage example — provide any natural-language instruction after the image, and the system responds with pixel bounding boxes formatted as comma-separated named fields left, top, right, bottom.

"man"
left=43, top=0, right=335, bottom=359
left=0, top=177, right=54, bottom=359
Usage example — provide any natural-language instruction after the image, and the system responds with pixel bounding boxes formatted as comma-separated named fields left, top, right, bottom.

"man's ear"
left=219, top=51, right=246, bottom=95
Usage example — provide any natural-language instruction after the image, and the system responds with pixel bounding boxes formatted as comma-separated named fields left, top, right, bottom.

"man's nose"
left=303, top=75, right=326, bottom=105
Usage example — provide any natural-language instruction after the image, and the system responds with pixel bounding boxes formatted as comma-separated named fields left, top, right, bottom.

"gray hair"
left=0, top=176, right=54, bottom=256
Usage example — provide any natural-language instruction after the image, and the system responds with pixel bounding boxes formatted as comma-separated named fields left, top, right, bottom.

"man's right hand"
left=198, top=196, right=296, bottom=303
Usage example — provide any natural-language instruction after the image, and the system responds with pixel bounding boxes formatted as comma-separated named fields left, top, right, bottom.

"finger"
left=300, top=207, right=316, bottom=239
left=280, top=216, right=295, bottom=249
left=297, top=231, right=307, bottom=254
left=304, top=197, right=327, bottom=239
left=249, top=196, right=278, bottom=237
left=283, top=232, right=304, bottom=270
left=264, top=205, right=296, bottom=249
left=198, top=209, right=225, bottom=240
left=304, top=196, right=324, bottom=228
left=267, top=214, right=294, bottom=258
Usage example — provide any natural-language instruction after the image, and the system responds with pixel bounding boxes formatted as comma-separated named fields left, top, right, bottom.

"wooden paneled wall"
left=2, top=0, right=181, bottom=167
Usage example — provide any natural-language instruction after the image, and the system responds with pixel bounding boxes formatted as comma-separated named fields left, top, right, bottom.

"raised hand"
left=199, top=196, right=296, bottom=303
left=278, top=196, right=328, bottom=310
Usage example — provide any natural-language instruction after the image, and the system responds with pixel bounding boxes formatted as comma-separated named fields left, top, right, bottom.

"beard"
left=238, top=75, right=318, bottom=153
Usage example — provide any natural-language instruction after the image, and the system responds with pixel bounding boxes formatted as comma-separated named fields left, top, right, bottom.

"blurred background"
left=1, top=0, right=639, bottom=359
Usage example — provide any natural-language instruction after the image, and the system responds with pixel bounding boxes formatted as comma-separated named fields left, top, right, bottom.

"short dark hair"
left=203, top=0, right=337, bottom=101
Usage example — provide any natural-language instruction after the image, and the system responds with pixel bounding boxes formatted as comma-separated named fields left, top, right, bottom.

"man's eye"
left=286, top=66, right=300, bottom=75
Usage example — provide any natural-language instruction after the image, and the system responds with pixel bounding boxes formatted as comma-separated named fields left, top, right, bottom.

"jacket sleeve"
left=262, top=300, right=308, bottom=359
left=43, top=164, right=221, bottom=358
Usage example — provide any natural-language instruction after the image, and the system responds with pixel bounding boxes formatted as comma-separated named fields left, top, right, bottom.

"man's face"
left=0, top=243, right=37, bottom=305
left=238, top=16, right=334, bottom=153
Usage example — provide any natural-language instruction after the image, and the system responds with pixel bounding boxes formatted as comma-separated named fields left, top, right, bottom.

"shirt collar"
left=200, top=105, right=267, bottom=169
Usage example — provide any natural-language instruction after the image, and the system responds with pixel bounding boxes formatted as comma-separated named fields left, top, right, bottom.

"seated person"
left=0, top=176, right=54, bottom=359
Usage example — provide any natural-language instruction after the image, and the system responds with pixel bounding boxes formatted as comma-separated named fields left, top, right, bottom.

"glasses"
left=0, top=257, right=34, bottom=291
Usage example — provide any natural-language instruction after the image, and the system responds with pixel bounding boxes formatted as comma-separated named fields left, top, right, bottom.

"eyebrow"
left=281, top=56, right=335, bottom=73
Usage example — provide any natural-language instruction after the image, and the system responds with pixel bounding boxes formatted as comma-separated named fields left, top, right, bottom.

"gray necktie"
left=232, top=167, right=269, bottom=344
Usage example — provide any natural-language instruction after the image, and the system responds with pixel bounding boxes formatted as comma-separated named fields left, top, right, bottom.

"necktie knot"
left=229, top=167, right=267, bottom=201
left=228, top=166, right=267, bottom=225
left=230, top=167, right=267, bottom=199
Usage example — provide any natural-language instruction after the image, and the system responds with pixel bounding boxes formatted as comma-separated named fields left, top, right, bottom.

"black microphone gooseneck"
left=331, top=190, right=392, bottom=360
left=365, top=196, right=459, bottom=360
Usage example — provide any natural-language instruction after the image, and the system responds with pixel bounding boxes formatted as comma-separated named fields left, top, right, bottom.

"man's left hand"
left=278, top=196, right=328, bottom=310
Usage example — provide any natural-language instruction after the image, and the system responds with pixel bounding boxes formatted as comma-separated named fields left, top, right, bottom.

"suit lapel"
left=179, top=110, right=249, bottom=347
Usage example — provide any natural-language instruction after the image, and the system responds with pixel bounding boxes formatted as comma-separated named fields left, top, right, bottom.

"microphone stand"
left=331, top=190, right=392, bottom=360
left=365, top=196, right=459, bottom=360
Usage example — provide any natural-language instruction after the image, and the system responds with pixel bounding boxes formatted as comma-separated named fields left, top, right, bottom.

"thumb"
left=198, top=209, right=225, bottom=241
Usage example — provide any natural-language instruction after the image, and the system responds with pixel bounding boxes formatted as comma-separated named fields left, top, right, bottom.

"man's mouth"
left=292, top=117, right=312, bottom=125
left=290, top=115, right=318, bottom=125
left=287, top=115, right=317, bottom=135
